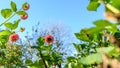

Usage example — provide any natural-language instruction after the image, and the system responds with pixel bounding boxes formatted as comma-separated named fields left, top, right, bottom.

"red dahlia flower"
left=9, top=33, right=19, bottom=42
left=45, top=35, right=54, bottom=44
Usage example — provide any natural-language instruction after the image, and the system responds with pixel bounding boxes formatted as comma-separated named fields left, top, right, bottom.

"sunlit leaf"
left=87, top=0, right=100, bottom=11
left=1, top=9, right=12, bottom=18
left=11, top=1, right=17, bottom=12
left=78, top=53, right=102, bottom=65
left=4, top=19, right=21, bottom=30
left=16, top=11, right=27, bottom=15
left=0, top=30, right=11, bottom=36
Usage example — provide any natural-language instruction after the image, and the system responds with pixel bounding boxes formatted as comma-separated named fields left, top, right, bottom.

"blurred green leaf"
left=75, top=32, right=89, bottom=42
left=4, top=19, right=21, bottom=30
left=87, top=0, right=100, bottom=11
left=73, top=43, right=81, bottom=52
left=40, top=45, right=52, bottom=51
left=67, top=56, right=76, bottom=63
left=93, top=20, right=112, bottom=27
left=1, top=9, right=12, bottom=18
left=0, top=30, right=11, bottom=36
left=78, top=53, right=102, bottom=65
left=11, top=1, right=17, bottom=12
left=64, top=62, right=83, bottom=68
left=37, top=37, right=45, bottom=46
left=87, top=20, right=117, bottom=34
left=16, top=11, right=27, bottom=15
left=25, top=59, right=33, bottom=66
left=112, top=0, right=120, bottom=10
left=26, top=60, right=44, bottom=68
left=96, top=46, right=114, bottom=54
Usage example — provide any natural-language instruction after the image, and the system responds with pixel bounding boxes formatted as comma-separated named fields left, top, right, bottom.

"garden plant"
left=1, top=0, right=120, bottom=68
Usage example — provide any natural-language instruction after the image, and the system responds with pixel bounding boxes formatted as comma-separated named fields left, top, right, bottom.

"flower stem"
left=39, top=49, right=48, bottom=68
left=0, top=8, right=22, bottom=26
left=0, top=13, right=16, bottom=26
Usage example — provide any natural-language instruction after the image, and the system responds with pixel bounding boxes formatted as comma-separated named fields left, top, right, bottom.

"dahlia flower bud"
left=22, top=2, right=30, bottom=11
left=20, top=27, right=25, bottom=32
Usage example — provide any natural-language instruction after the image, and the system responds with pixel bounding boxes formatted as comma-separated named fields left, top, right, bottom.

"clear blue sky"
left=0, top=0, right=105, bottom=38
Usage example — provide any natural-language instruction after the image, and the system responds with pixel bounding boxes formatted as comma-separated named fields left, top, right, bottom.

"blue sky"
left=0, top=0, right=105, bottom=38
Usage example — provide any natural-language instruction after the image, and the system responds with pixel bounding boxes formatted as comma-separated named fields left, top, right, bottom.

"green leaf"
left=93, top=20, right=116, bottom=28
left=25, top=59, right=33, bottom=66
left=96, top=46, right=119, bottom=57
left=0, top=30, right=11, bottom=36
left=64, top=62, right=83, bottom=68
left=112, top=0, right=120, bottom=10
left=42, top=51, right=49, bottom=56
left=4, top=19, right=21, bottom=30
left=37, top=37, right=45, bottom=45
left=75, top=32, right=89, bottom=42
left=40, top=45, right=52, bottom=51
left=87, top=0, right=100, bottom=11
left=4, top=22, right=13, bottom=29
left=78, top=53, right=102, bottom=65
left=67, top=56, right=76, bottom=63
left=11, top=1, right=17, bottom=12
left=96, top=46, right=114, bottom=54
left=52, top=51, right=62, bottom=62
left=16, top=11, right=27, bottom=15
left=86, top=20, right=117, bottom=34
left=26, top=60, right=44, bottom=68
left=1, top=9, right=12, bottom=18
left=13, top=19, right=21, bottom=29
left=73, top=43, right=81, bottom=52
left=87, top=27, right=103, bottom=34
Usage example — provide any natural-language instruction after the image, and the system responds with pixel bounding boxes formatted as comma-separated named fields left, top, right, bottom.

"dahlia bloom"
left=9, top=33, right=19, bottom=42
left=45, top=35, right=54, bottom=44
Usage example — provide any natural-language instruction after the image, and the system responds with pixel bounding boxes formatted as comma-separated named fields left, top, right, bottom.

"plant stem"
left=0, top=8, right=22, bottom=26
left=39, top=49, right=48, bottom=68
left=0, top=12, right=16, bottom=26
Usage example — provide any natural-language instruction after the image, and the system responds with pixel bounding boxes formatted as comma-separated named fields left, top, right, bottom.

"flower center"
left=48, top=38, right=52, bottom=42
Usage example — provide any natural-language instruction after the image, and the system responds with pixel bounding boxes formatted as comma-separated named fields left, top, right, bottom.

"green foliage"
left=72, top=11, right=120, bottom=67
left=16, top=11, right=27, bottom=15
left=11, top=1, right=17, bottom=12
left=1, top=0, right=120, bottom=68
left=0, top=30, right=11, bottom=36
left=25, top=59, right=44, bottom=68
left=0, top=1, right=29, bottom=67
left=1, top=9, right=12, bottom=18
left=4, top=19, right=21, bottom=30
left=87, top=0, right=100, bottom=11
left=75, top=31, right=90, bottom=42
left=111, top=0, right=120, bottom=10
left=78, top=53, right=102, bottom=65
